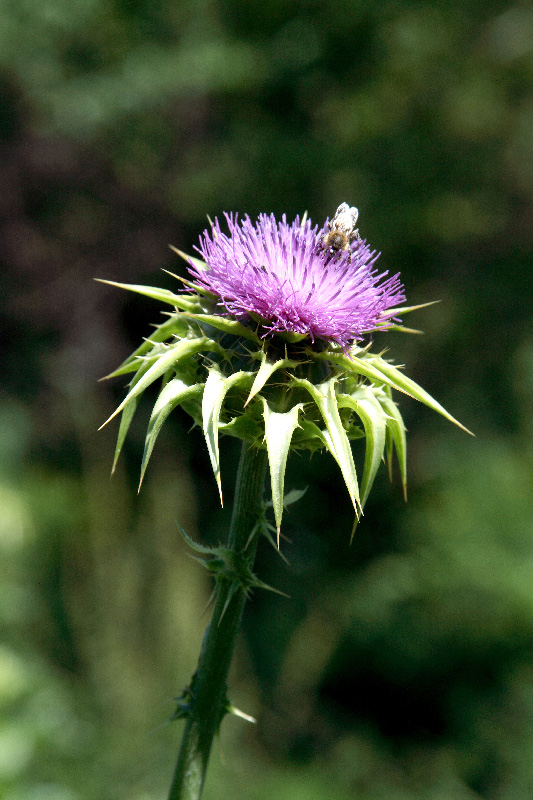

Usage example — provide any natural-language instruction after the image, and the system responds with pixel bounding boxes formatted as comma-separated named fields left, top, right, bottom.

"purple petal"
left=188, top=213, right=405, bottom=348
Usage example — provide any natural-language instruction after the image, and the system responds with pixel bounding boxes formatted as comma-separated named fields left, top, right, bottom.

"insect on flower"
left=322, top=202, right=360, bottom=258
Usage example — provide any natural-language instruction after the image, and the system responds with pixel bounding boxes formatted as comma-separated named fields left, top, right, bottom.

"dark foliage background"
left=1, top=1, right=532, bottom=798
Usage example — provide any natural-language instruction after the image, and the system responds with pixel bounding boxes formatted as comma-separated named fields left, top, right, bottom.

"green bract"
left=99, top=262, right=469, bottom=545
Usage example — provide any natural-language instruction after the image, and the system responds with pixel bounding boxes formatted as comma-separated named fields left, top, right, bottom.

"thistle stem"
left=167, top=443, right=268, bottom=800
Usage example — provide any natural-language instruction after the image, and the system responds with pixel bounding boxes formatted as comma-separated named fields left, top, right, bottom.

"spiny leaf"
left=260, top=520, right=290, bottom=564
left=368, top=356, right=472, bottom=434
left=386, top=324, right=424, bottom=334
left=139, top=378, right=203, bottom=488
left=102, top=317, right=189, bottom=380
left=377, top=388, right=408, bottom=500
left=321, top=350, right=472, bottom=434
left=384, top=300, right=440, bottom=316
left=95, top=279, right=196, bottom=310
left=247, top=574, right=290, bottom=598
left=292, top=377, right=361, bottom=517
left=202, top=367, right=254, bottom=504
left=100, top=337, right=217, bottom=429
left=317, top=350, right=407, bottom=393
left=245, top=351, right=297, bottom=406
left=226, top=704, right=257, bottom=724
left=110, top=345, right=171, bottom=470
left=282, top=488, right=307, bottom=507
left=162, top=267, right=209, bottom=295
left=182, top=313, right=261, bottom=344
left=112, top=396, right=139, bottom=474
left=339, top=386, right=388, bottom=508
left=218, top=412, right=264, bottom=444
left=176, top=520, right=218, bottom=556
left=169, top=245, right=208, bottom=273
left=292, top=418, right=331, bottom=452
left=262, top=400, right=303, bottom=545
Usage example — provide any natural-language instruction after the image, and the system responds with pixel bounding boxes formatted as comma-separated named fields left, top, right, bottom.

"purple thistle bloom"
left=188, top=213, right=405, bottom=349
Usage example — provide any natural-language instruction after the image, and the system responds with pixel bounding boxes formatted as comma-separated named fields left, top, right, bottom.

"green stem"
left=168, top=443, right=268, bottom=800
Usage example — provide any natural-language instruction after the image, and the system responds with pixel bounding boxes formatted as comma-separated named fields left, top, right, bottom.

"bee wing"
left=335, top=202, right=349, bottom=216
left=349, top=207, right=359, bottom=226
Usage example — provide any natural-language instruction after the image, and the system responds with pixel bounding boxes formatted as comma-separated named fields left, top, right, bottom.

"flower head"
left=189, top=213, right=405, bottom=348
left=101, top=207, right=467, bottom=542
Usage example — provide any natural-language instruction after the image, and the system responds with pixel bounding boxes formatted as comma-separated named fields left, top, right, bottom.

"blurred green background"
left=1, top=1, right=532, bottom=798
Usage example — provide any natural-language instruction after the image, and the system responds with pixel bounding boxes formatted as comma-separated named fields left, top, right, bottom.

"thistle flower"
left=99, top=208, right=471, bottom=800
left=190, top=213, right=405, bottom=349
left=99, top=209, right=468, bottom=543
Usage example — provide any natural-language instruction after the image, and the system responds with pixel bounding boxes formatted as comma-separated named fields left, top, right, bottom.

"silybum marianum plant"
left=99, top=206, right=469, bottom=800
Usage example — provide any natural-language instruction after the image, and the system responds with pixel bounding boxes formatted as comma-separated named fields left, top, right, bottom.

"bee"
left=322, top=203, right=360, bottom=257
